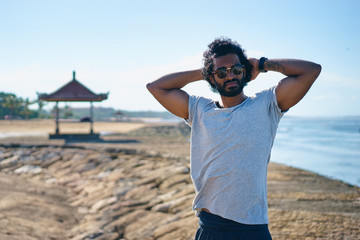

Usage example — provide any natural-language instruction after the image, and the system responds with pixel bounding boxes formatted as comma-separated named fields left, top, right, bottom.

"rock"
left=96, top=170, right=111, bottom=179
left=0, top=151, right=12, bottom=161
left=151, top=194, right=193, bottom=213
left=56, top=172, right=81, bottom=186
left=77, top=206, right=89, bottom=214
left=41, top=155, right=62, bottom=168
left=153, top=215, right=198, bottom=240
left=159, top=174, right=191, bottom=190
left=124, top=211, right=177, bottom=240
left=1, top=140, right=358, bottom=240
left=124, top=183, right=156, bottom=199
left=89, top=197, right=117, bottom=213
left=0, top=155, right=19, bottom=167
left=14, top=164, right=43, bottom=174
left=106, top=169, right=126, bottom=182
left=75, top=162, right=97, bottom=173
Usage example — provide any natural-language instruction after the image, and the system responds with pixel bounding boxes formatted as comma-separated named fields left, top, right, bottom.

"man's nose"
left=225, top=69, right=236, bottom=79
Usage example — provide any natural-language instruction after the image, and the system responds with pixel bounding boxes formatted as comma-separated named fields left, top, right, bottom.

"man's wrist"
left=259, top=57, right=268, bottom=73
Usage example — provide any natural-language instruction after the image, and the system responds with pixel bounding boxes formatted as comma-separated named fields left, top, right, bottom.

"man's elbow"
left=314, top=63, right=322, bottom=77
left=309, top=63, right=322, bottom=83
left=146, top=82, right=164, bottom=99
left=146, top=82, right=155, bottom=94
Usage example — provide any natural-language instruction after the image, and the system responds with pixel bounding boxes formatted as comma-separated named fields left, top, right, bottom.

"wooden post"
left=90, top=101, right=94, bottom=134
left=55, top=101, right=59, bottom=134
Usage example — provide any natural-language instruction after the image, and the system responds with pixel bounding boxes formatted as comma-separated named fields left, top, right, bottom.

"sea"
left=271, top=116, right=360, bottom=187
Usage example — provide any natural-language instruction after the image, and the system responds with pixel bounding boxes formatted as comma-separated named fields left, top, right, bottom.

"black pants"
left=195, top=211, right=272, bottom=240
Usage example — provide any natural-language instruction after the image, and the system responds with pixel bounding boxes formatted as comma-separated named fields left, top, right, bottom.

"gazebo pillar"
left=90, top=101, right=94, bottom=134
left=55, top=101, right=59, bottom=134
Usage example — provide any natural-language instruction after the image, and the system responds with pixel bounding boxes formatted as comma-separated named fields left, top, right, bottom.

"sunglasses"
left=213, top=64, right=245, bottom=79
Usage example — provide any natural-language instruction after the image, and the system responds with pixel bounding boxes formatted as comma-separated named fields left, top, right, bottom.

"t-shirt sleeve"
left=184, top=95, right=198, bottom=127
left=269, top=86, right=287, bottom=122
left=185, top=95, right=212, bottom=127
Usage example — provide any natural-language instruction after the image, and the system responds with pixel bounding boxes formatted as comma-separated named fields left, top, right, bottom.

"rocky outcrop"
left=0, top=143, right=359, bottom=240
left=0, top=145, right=198, bottom=240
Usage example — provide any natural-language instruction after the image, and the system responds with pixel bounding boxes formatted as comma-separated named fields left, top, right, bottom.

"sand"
left=0, top=120, right=359, bottom=239
left=0, top=119, right=147, bottom=134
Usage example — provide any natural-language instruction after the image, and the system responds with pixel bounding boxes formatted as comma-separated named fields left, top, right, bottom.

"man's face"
left=212, top=53, right=246, bottom=97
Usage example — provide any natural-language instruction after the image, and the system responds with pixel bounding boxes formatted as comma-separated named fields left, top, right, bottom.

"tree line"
left=0, top=92, right=46, bottom=120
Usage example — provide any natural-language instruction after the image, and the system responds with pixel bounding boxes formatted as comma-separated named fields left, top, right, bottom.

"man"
left=147, top=38, right=321, bottom=240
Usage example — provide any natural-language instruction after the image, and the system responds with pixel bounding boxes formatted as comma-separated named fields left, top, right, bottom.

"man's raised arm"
left=251, top=59, right=321, bottom=111
left=146, top=69, right=202, bottom=119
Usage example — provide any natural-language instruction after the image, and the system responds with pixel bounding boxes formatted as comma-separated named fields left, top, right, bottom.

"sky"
left=0, top=0, right=359, bottom=116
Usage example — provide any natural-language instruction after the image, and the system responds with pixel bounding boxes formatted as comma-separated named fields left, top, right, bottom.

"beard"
left=214, top=77, right=246, bottom=97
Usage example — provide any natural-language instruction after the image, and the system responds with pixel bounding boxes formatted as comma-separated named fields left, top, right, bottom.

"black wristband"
left=259, top=57, right=268, bottom=73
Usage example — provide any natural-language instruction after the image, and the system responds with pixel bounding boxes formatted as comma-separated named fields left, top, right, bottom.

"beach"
left=0, top=120, right=359, bottom=239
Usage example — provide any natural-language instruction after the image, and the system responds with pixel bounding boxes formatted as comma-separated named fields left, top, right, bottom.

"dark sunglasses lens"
left=232, top=66, right=243, bottom=75
left=217, top=69, right=227, bottom=79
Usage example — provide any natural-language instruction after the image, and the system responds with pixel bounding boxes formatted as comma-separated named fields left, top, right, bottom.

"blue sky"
left=0, top=0, right=359, bottom=116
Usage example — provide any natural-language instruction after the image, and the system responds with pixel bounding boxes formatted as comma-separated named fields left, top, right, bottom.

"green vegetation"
left=0, top=92, right=40, bottom=119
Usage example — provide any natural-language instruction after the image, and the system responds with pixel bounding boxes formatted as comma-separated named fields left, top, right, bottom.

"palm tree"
left=37, top=99, right=48, bottom=119
left=22, top=98, right=37, bottom=120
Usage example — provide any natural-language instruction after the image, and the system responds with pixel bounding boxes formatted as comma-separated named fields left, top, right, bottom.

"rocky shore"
left=0, top=124, right=359, bottom=239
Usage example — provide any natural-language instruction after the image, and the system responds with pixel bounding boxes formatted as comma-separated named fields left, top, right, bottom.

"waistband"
left=198, top=211, right=269, bottom=231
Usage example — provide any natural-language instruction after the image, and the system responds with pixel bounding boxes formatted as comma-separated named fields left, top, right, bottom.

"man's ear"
left=243, top=69, right=247, bottom=79
left=209, top=75, right=215, bottom=84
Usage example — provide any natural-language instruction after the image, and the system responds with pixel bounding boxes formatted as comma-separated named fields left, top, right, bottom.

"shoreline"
left=271, top=159, right=360, bottom=188
left=0, top=123, right=359, bottom=239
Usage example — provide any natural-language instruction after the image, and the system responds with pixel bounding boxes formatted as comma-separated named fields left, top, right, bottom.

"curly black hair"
left=201, top=37, right=253, bottom=92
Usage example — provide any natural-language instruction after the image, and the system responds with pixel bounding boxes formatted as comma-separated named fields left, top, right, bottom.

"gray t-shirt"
left=186, top=86, right=285, bottom=224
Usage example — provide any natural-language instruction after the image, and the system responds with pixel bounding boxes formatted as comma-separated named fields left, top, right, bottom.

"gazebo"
left=37, top=71, right=109, bottom=139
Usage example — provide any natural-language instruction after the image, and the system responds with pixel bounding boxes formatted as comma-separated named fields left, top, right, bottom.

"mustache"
left=224, top=78, right=241, bottom=86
